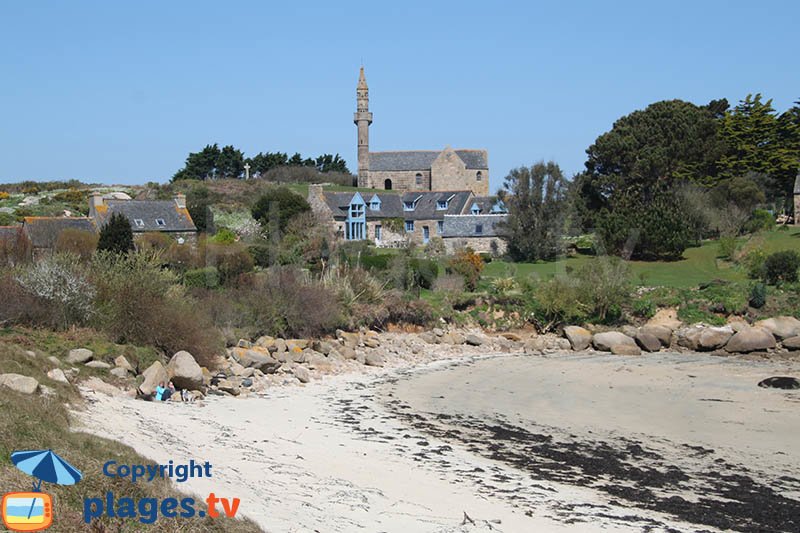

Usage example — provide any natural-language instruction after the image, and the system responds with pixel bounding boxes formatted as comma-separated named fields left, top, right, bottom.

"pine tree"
left=97, top=212, right=134, bottom=254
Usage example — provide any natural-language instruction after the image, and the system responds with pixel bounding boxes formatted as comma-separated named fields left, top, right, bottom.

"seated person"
left=155, top=381, right=166, bottom=402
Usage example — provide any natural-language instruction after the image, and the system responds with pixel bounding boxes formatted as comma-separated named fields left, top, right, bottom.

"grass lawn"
left=483, top=227, right=800, bottom=288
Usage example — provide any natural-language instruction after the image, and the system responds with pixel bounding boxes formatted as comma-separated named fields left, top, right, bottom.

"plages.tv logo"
left=2, top=449, right=83, bottom=532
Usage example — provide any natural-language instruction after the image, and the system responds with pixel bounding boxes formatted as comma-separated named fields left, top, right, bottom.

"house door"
left=423, top=226, right=430, bottom=244
left=375, top=224, right=382, bottom=243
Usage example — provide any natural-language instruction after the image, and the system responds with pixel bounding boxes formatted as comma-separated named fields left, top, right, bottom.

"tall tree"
left=251, top=187, right=311, bottom=235
left=97, top=213, right=134, bottom=254
left=172, top=144, right=221, bottom=181
left=215, top=145, right=245, bottom=179
left=500, top=161, right=569, bottom=261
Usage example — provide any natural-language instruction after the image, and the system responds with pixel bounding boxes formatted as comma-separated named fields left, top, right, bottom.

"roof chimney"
left=89, top=191, right=104, bottom=218
left=174, top=192, right=186, bottom=209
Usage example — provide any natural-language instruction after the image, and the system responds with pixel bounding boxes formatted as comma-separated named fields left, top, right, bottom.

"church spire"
left=354, top=67, right=372, bottom=188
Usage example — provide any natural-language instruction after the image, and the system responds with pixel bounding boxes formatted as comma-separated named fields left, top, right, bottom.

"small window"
left=370, top=201, right=380, bottom=211
left=405, top=220, right=414, bottom=232
left=133, top=219, right=145, bottom=228
left=436, top=200, right=448, bottom=210
left=475, top=224, right=483, bottom=235
left=471, top=206, right=480, bottom=215
left=476, top=171, right=483, bottom=181
left=415, top=173, right=423, bottom=186
left=155, top=218, right=166, bottom=226
left=437, top=220, right=444, bottom=234
left=403, top=201, right=415, bottom=211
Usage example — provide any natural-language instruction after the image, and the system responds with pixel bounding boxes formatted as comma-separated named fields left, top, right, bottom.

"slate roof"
left=321, top=191, right=472, bottom=220
left=470, top=196, right=507, bottom=214
left=369, top=149, right=488, bottom=171
left=94, top=200, right=196, bottom=233
left=22, top=217, right=96, bottom=249
left=442, top=214, right=508, bottom=238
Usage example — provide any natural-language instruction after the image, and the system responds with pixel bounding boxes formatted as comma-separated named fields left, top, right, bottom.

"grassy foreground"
left=0, top=336, right=262, bottom=533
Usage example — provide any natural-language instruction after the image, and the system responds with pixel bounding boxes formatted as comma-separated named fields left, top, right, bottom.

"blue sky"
left=1, top=0, right=798, bottom=193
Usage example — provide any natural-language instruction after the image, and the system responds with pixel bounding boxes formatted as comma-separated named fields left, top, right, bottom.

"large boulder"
left=337, top=330, right=360, bottom=349
left=0, top=373, right=39, bottom=395
left=114, top=355, right=134, bottom=372
left=441, top=331, right=466, bottom=345
left=635, top=331, right=662, bottom=353
left=364, top=353, right=385, bottom=367
left=465, top=334, right=486, bottom=346
left=592, top=332, right=636, bottom=352
left=287, top=339, right=310, bottom=351
left=697, top=327, right=734, bottom=351
left=782, top=336, right=800, bottom=350
left=611, top=344, right=641, bottom=356
left=255, top=335, right=275, bottom=349
left=640, top=325, right=673, bottom=347
left=675, top=326, right=704, bottom=351
left=109, top=367, right=129, bottom=379
left=755, top=317, right=800, bottom=340
left=419, top=331, right=438, bottom=344
left=237, top=349, right=281, bottom=374
left=563, top=326, right=592, bottom=351
left=47, top=368, right=70, bottom=384
left=66, top=348, right=93, bottom=364
left=725, top=327, right=777, bottom=353
left=167, top=351, right=204, bottom=390
left=140, top=361, right=169, bottom=395
left=293, top=365, right=310, bottom=383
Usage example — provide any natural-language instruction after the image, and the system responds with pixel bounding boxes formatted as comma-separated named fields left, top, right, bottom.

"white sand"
left=74, top=351, right=800, bottom=532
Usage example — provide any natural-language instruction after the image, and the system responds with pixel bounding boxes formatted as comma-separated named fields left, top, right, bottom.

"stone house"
left=308, top=184, right=507, bottom=251
left=21, top=217, right=96, bottom=259
left=441, top=214, right=508, bottom=255
left=354, top=67, right=489, bottom=196
left=88, top=192, right=198, bottom=247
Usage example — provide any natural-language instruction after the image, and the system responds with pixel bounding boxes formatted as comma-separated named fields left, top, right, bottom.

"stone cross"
left=244, top=163, right=251, bottom=180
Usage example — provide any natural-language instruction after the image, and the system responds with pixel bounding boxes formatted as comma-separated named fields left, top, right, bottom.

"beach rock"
left=782, top=336, right=800, bottom=350
left=229, top=361, right=246, bottom=376
left=757, top=376, right=800, bottom=390
left=501, top=332, right=522, bottom=342
left=47, top=368, right=69, bottom=384
left=273, top=338, right=287, bottom=353
left=364, top=353, right=385, bottom=367
left=255, top=335, right=275, bottom=349
left=241, top=377, right=253, bottom=388
left=238, top=350, right=281, bottom=374
left=592, top=332, right=636, bottom=352
left=86, top=361, right=111, bottom=369
left=635, top=331, right=662, bottom=352
left=355, top=352, right=367, bottom=365
left=338, top=346, right=357, bottom=360
left=675, top=326, right=704, bottom=350
left=645, top=308, right=682, bottom=332
left=109, top=367, right=128, bottom=379
left=727, top=318, right=750, bottom=332
left=83, top=376, right=123, bottom=397
left=0, top=373, right=39, bottom=394
left=611, top=344, right=641, bottom=356
left=697, top=327, right=734, bottom=351
left=563, top=326, right=592, bottom=351
left=419, top=331, right=438, bottom=344
left=755, top=317, right=800, bottom=340
left=465, top=334, right=486, bottom=346
left=166, top=351, right=204, bottom=390
left=554, top=338, right=572, bottom=351
left=363, top=336, right=381, bottom=349
left=524, top=337, right=547, bottom=354
left=67, top=348, right=93, bottom=364
left=216, top=379, right=240, bottom=396
left=293, top=366, right=310, bottom=383
left=287, top=339, right=310, bottom=351
left=441, top=332, right=465, bottom=345
left=140, top=361, right=169, bottom=395
left=432, top=328, right=444, bottom=337
left=114, top=355, right=134, bottom=372
left=304, top=351, right=330, bottom=369
left=337, top=330, right=360, bottom=348
left=237, top=339, right=252, bottom=348
left=640, top=325, right=673, bottom=346
left=725, top=327, right=777, bottom=353
left=620, top=325, right=639, bottom=339
left=313, top=340, right=335, bottom=355
left=48, top=356, right=61, bottom=366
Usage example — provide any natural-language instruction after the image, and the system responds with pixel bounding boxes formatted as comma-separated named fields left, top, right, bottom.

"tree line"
left=172, top=144, right=350, bottom=181
left=502, top=94, right=800, bottom=262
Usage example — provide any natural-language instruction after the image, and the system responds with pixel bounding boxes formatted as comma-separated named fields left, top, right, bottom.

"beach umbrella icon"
left=11, top=449, right=83, bottom=492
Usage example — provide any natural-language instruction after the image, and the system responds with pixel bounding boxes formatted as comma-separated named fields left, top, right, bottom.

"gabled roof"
left=94, top=200, right=196, bottom=233
left=22, top=217, right=95, bottom=249
left=368, top=149, right=488, bottom=172
left=320, top=190, right=472, bottom=220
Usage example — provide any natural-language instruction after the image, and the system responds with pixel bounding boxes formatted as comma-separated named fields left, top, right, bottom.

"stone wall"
left=430, top=148, right=488, bottom=195
left=368, top=170, right=431, bottom=191
left=443, top=236, right=507, bottom=255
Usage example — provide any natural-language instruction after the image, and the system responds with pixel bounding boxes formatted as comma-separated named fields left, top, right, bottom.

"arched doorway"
left=384, top=179, right=392, bottom=190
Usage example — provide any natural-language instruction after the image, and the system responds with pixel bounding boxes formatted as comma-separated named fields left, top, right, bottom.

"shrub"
left=447, top=249, right=484, bottom=291
left=210, top=227, right=237, bottom=244
left=97, top=212, right=134, bottom=254
left=205, top=243, right=254, bottom=285
left=54, top=228, right=98, bottom=260
left=531, top=276, right=585, bottom=329
left=763, top=250, right=800, bottom=285
left=490, top=276, right=518, bottom=295
left=717, top=236, right=738, bottom=261
left=251, top=187, right=310, bottom=233
left=0, top=191, right=9, bottom=200
left=423, top=237, right=446, bottom=258
left=744, top=209, right=774, bottom=234
left=433, top=273, right=465, bottom=294
left=632, top=297, right=656, bottom=319
left=184, top=267, right=220, bottom=289
left=748, top=282, right=767, bottom=309
left=744, top=249, right=767, bottom=279
left=574, top=257, right=632, bottom=322
left=136, top=232, right=173, bottom=253
left=409, top=258, right=438, bottom=289
left=15, top=253, right=95, bottom=329
left=360, top=254, right=391, bottom=271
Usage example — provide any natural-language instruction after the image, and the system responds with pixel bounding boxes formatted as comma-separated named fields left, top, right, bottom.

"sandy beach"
left=75, top=348, right=800, bottom=532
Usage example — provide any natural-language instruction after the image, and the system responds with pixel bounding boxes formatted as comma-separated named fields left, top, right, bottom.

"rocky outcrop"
left=592, top=331, right=637, bottom=352
left=0, top=373, right=39, bottom=394
left=167, top=351, right=204, bottom=390
left=67, top=348, right=93, bottom=364
left=755, top=317, right=800, bottom=340
left=563, top=326, right=592, bottom=351
left=724, top=327, right=777, bottom=353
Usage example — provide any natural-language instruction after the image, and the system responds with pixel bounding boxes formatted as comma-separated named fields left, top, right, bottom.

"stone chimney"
left=88, top=191, right=104, bottom=218
left=174, top=193, right=187, bottom=209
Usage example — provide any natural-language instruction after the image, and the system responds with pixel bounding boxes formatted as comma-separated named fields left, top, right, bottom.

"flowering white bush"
left=212, top=209, right=264, bottom=240
left=16, top=253, right=95, bottom=327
